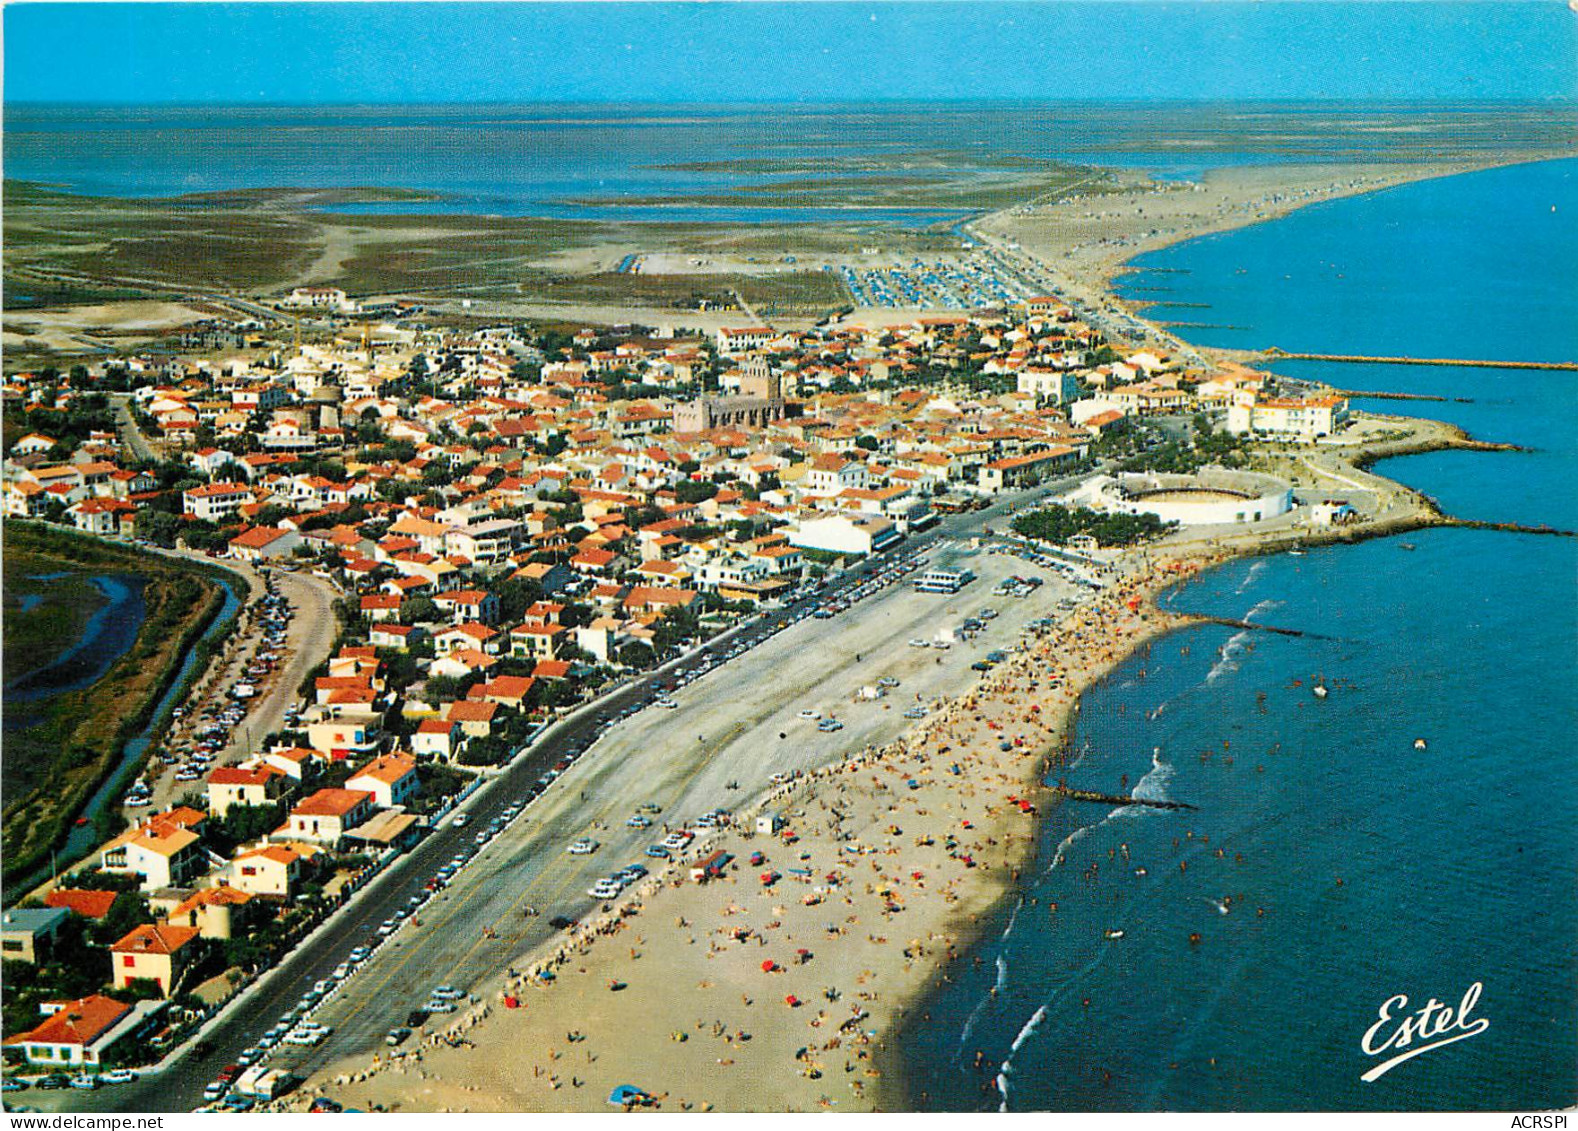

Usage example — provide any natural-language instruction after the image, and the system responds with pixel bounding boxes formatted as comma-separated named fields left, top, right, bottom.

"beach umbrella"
left=761, top=959, right=777, bottom=973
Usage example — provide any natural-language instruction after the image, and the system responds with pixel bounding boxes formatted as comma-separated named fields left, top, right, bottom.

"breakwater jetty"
left=1193, top=614, right=1335, bottom=640
left=1445, top=518, right=1578, bottom=538
left=1333, top=388, right=1452, bottom=402
left=1263, top=348, right=1578, bottom=372
left=1046, top=784, right=1197, bottom=812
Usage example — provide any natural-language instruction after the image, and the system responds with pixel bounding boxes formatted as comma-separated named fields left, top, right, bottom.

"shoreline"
left=974, top=152, right=1574, bottom=325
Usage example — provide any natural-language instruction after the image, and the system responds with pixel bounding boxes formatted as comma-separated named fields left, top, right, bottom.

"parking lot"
left=840, top=253, right=1027, bottom=310
left=131, top=572, right=295, bottom=813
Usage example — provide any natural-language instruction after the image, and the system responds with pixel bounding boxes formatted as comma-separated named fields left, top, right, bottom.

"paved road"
left=110, top=393, right=160, bottom=464
left=220, top=569, right=341, bottom=762
left=45, top=475, right=1088, bottom=1114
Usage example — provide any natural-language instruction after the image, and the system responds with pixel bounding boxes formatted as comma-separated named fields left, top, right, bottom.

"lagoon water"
left=905, top=159, right=1577, bottom=1111
left=3, top=102, right=1473, bottom=223
left=3, top=574, right=147, bottom=703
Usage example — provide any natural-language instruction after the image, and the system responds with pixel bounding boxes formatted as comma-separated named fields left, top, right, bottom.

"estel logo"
left=1360, top=981, right=1489, bottom=1082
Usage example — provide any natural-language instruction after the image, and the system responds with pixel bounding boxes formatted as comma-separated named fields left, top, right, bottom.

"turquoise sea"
left=903, top=158, right=1578, bottom=1111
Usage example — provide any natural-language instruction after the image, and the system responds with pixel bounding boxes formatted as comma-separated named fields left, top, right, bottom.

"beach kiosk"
left=756, top=812, right=784, bottom=836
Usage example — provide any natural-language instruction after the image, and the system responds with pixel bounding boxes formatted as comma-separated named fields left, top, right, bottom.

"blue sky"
left=5, top=2, right=1575, bottom=105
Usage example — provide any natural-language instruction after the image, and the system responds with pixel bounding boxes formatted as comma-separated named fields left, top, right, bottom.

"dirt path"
left=289, top=224, right=362, bottom=290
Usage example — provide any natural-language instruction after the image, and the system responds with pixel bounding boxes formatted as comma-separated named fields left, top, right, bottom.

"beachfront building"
left=977, top=446, right=1080, bottom=494
left=788, top=513, right=901, bottom=557
left=345, top=753, right=420, bottom=809
left=227, top=844, right=312, bottom=898
left=1092, top=469, right=1295, bottom=527
left=1226, top=391, right=1351, bottom=439
left=279, top=788, right=375, bottom=847
left=1, top=995, right=160, bottom=1068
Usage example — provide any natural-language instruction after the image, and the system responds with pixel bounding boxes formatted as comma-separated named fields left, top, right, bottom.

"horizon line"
left=9, top=95, right=1577, bottom=110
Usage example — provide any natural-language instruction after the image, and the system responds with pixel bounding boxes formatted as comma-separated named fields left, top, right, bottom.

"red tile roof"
left=44, top=889, right=120, bottom=919
left=2, top=995, right=131, bottom=1049
left=292, top=788, right=373, bottom=818
left=110, top=921, right=199, bottom=956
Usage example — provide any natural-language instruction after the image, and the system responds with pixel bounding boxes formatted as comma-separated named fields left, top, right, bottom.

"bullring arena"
left=1087, top=468, right=1295, bottom=526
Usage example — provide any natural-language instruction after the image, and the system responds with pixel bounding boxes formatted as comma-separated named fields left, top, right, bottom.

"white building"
left=787, top=514, right=901, bottom=557
left=1016, top=367, right=1081, bottom=404
left=282, top=286, right=353, bottom=312
left=716, top=326, right=775, bottom=354
left=1226, top=392, right=1351, bottom=439
left=183, top=482, right=253, bottom=522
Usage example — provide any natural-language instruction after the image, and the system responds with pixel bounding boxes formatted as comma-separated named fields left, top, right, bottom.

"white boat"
left=1103, top=929, right=1125, bottom=940
left=1413, top=738, right=1428, bottom=751
left=1313, top=684, right=1329, bottom=699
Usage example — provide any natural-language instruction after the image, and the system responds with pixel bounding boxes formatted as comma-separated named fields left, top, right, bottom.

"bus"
left=914, top=568, right=975, bottom=594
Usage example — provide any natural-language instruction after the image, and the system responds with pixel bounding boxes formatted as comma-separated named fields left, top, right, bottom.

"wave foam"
left=1131, top=748, right=1175, bottom=804
left=1205, top=629, right=1251, bottom=684
left=996, top=1004, right=1049, bottom=1110
left=1236, top=559, right=1268, bottom=595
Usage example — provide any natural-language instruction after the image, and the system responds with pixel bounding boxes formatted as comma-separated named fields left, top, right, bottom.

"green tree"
left=616, top=641, right=655, bottom=669
left=401, top=596, right=439, bottom=623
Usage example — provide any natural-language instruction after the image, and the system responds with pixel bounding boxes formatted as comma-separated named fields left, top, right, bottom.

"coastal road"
left=43, top=474, right=1090, bottom=1114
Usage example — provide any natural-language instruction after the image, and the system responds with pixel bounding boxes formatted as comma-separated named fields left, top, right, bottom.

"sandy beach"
left=975, top=159, right=1538, bottom=313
